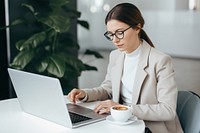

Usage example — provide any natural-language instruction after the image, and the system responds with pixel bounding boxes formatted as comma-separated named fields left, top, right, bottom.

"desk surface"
left=0, top=98, right=145, bottom=133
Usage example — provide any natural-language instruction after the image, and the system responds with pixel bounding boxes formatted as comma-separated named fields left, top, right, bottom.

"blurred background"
left=1, top=0, right=200, bottom=100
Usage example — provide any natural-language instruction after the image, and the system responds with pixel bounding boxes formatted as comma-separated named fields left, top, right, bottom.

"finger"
left=72, top=91, right=79, bottom=104
left=94, top=102, right=108, bottom=113
left=75, top=91, right=83, bottom=99
left=95, top=100, right=119, bottom=114
left=74, top=94, right=81, bottom=102
left=98, top=107, right=109, bottom=114
left=94, top=104, right=103, bottom=113
left=69, top=89, right=79, bottom=104
left=73, top=89, right=85, bottom=103
left=67, top=94, right=73, bottom=102
left=67, top=92, right=74, bottom=102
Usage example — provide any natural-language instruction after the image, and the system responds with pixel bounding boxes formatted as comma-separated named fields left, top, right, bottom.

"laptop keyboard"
left=69, top=112, right=92, bottom=124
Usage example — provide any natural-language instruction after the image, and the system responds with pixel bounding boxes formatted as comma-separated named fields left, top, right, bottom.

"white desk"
left=0, top=98, right=145, bottom=133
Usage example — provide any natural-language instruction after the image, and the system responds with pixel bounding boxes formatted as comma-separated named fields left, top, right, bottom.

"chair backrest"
left=176, top=91, right=200, bottom=133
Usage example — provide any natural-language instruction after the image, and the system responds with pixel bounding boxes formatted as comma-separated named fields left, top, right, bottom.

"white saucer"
left=106, top=115, right=137, bottom=125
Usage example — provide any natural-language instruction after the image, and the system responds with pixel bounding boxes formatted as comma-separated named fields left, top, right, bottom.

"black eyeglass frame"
left=104, top=26, right=132, bottom=41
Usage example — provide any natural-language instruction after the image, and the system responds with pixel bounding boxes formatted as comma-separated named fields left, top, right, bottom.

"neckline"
left=125, top=44, right=141, bottom=58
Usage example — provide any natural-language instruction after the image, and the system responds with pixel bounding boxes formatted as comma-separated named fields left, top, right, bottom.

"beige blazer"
left=83, top=41, right=183, bottom=133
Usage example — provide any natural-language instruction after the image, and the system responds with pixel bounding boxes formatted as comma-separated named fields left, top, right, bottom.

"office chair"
left=176, top=91, right=200, bottom=133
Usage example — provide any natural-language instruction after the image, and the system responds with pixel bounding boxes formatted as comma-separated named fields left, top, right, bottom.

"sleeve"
left=81, top=51, right=116, bottom=102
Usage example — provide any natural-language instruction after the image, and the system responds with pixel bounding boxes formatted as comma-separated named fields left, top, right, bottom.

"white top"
left=121, top=45, right=141, bottom=105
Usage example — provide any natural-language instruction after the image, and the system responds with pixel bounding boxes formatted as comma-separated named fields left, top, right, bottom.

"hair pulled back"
left=105, top=3, right=154, bottom=47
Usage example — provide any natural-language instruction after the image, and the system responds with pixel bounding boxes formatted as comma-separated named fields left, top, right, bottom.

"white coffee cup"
left=110, top=105, right=132, bottom=122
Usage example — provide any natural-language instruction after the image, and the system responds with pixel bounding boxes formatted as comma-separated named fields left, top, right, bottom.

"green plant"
left=3, top=0, right=103, bottom=94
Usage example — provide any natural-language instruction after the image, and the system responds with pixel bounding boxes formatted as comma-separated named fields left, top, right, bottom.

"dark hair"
left=105, top=3, right=154, bottom=47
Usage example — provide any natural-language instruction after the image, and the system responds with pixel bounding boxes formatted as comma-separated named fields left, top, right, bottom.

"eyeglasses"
left=104, top=26, right=132, bottom=41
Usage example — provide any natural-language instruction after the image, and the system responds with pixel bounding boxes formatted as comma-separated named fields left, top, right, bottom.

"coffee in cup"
left=110, top=105, right=132, bottom=122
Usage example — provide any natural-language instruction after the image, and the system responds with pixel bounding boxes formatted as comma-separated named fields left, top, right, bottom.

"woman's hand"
left=94, top=100, right=120, bottom=114
left=67, top=88, right=86, bottom=104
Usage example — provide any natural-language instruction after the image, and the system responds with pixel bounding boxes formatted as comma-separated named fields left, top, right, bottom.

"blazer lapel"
left=132, top=42, right=151, bottom=104
left=111, top=52, right=125, bottom=102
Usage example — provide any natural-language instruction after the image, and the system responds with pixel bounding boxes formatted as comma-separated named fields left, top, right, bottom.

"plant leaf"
left=10, top=50, right=35, bottom=69
left=63, top=7, right=81, bottom=18
left=58, top=33, right=80, bottom=50
left=21, top=3, right=35, bottom=14
left=56, top=53, right=86, bottom=73
left=49, top=0, right=70, bottom=7
left=78, top=20, right=89, bottom=30
left=63, top=64, right=81, bottom=78
left=46, top=55, right=66, bottom=77
left=10, top=19, right=26, bottom=26
left=35, top=57, right=49, bottom=73
left=37, top=9, right=71, bottom=33
left=84, top=49, right=104, bottom=58
left=17, top=31, right=46, bottom=51
left=83, top=64, right=98, bottom=71
left=16, top=40, right=26, bottom=51
left=0, top=19, right=26, bottom=30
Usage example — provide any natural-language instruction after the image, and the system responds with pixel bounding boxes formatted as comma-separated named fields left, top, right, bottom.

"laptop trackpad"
left=67, top=103, right=93, bottom=114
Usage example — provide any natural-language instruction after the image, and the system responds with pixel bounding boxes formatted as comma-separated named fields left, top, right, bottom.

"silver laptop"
left=8, top=68, right=107, bottom=128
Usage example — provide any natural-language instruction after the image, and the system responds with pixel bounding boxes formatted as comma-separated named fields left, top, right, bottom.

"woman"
left=68, top=3, right=183, bottom=133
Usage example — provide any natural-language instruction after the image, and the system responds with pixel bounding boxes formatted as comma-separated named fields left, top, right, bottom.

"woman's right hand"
left=67, top=88, right=86, bottom=104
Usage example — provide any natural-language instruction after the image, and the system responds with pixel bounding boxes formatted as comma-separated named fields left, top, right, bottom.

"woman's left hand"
left=94, top=100, right=120, bottom=114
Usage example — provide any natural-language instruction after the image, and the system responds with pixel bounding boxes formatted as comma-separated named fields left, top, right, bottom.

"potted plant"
left=3, top=0, right=103, bottom=94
